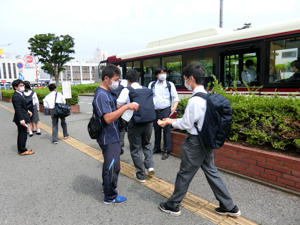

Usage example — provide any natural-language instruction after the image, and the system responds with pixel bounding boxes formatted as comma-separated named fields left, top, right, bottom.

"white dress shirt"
left=172, top=85, right=207, bottom=135
left=117, top=82, right=142, bottom=106
left=43, top=91, right=66, bottom=109
left=148, top=80, right=179, bottom=110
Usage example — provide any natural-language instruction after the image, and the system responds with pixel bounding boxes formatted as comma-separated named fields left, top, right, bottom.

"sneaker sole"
left=158, top=205, right=181, bottom=216
left=103, top=200, right=127, bottom=205
left=134, top=175, right=146, bottom=183
left=215, top=210, right=241, bottom=217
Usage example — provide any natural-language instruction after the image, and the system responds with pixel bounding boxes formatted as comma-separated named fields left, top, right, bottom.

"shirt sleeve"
left=117, top=88, right=130, bottom=106
left=172, top=98, right=201, bottom=130
left=170, top=82, right=179, bottom=102
left=95, top=93, right=113, bottom=117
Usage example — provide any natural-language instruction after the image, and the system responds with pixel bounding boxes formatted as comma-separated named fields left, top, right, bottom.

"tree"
left=28, top=33, right=75, bottom=86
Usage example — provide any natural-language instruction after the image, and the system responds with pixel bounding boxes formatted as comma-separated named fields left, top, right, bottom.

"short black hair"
left=102, top=64, right=121, bottom=81
left=126, top=69, right=140, bottom=83
left=48, top=83, right=56, bottom=92
left=12, top=79, right=24, bottom=90
left=154, top=67, right=167, bottom=76
left=245, top=60, right=254, bottom=68
left=24, top=81, right=31, bottom=90
left=291, top=60, right=300, bottom=70
left=182, top=62, right=206, bottom=84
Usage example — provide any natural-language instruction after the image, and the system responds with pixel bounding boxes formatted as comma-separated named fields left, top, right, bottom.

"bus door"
left=221, top=48, right=260, bottom=87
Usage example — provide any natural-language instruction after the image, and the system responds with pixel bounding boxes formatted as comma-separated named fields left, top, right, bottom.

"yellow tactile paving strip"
left=0, top=103, right=258, bottom=225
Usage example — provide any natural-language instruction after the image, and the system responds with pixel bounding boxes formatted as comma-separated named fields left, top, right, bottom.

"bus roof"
left=112, top=19, right=300, bottom=62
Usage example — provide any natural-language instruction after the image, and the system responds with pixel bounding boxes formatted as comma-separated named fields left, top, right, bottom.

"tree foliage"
left=28, top=33, right=75, bottom=85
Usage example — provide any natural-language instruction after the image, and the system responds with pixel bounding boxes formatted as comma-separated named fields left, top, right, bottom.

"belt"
left=155, top=107, right=170, bottom=112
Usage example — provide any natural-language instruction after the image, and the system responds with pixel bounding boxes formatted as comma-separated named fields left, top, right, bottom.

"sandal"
left=19, top=150, right=35, bottom=156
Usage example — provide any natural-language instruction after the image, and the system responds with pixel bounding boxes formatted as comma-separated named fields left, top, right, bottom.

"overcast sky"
left=1, top=0, right=299, bottom=61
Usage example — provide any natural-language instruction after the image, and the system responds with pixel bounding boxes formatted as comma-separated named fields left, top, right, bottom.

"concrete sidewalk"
left=1, top=98, right=300, bottom=225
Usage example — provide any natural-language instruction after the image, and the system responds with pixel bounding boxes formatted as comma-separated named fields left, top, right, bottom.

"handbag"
left=53, top=92, right=71, bottom=117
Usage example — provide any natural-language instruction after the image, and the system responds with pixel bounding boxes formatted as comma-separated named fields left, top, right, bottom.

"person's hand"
left=169, top=106, right=177, bottom=117
left=127, top=102, right=139, bottom=111
left=20, top=120, right=27, bottom=127
left=28, top=110, right=32, bottom=117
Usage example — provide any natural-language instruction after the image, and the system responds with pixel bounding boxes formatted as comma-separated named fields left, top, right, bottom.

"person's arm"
left=169, top=82, right=179, bottom=117
left=103, top=103, right=139, bottom=124
left=116, top=88, right=129, bottom=109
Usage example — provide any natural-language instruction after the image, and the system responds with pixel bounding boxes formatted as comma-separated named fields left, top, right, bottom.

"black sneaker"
left=215, top=205, right=241, bottom=217
left=158, top=202, right=181, bottom=216
left=153, top=148, right=161, bottom=154
left=161, top=152, right=169, bottom=160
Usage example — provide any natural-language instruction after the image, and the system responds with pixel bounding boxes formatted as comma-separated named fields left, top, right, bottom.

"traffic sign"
left=25, top=55, right=33, bottom=64
left=17, top=62, right=23, bottom=69
left=1, top=80, right=6, bottom=84
left=18, top=73, right=24, bottom=80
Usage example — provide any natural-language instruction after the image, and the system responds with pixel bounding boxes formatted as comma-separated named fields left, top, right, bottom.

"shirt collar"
left=192, top=85, right=206, bottom=95
left=156, top=79, right=167, bottom=86
left=16, top=90, right=23, bottom=96
left=131, top=82, right=142, bottom=88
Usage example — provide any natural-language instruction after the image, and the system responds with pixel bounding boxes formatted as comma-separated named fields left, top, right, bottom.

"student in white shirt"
left=241, top=60, right=257, bottom=85
left=117, top=70, right=155, bottom=183
left=43, top=84, right=69, bottom=144
left=148, top=67, right=179, bottom=160
left=157, top=62, right=241, bottom=217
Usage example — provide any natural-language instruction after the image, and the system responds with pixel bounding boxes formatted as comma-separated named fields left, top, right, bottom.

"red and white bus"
left=103, top=19, right=300, bottom=96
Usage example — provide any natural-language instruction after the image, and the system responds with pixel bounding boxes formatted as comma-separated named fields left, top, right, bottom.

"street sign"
left=18, top=73, right=24, bottom=80
left=17, top=62, right=23, bottom=69
left=25, top=55, right=33, bottom=64
left=1, top=80, right=6, bottom=84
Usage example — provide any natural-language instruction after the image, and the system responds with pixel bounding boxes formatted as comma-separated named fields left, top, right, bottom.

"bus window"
left=269, top=37, right=300, bottom=84
left=224, top=54, right=240, bottom=87
left=224, top=52, right=258, bottom=87
left=241, top=53, right=258, bottom=86
left=162, top=55, right=182, bottom=87
left=143, top=58, right=160, bottom=87
left=182, top=49, right=216, bottom=87
left=133, top=61, right=142, bottom=83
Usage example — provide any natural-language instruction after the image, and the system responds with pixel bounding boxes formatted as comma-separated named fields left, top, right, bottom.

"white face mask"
left=158, top=73, right=167, bottom=81
left=19, top=86, right=25, bottom=92
left=184, top=79, right=192, bottom=91
left=109, top=80, right=119, bottom=90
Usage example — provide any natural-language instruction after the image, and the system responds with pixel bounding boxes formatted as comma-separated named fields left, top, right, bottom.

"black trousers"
left=16, top=123, right=28, bottom=153
left=153, top=107, right=172, bottom=153
left=99, top=142, right=121, bottom=200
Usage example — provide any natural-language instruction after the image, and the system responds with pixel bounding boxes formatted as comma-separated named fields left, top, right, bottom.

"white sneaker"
left=148, top=168, right=155, bottom=176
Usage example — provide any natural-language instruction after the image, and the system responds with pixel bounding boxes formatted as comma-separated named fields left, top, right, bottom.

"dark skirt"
left=30, top=105, right=40, bottom=123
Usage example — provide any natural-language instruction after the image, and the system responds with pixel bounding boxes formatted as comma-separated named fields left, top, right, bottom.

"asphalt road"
left=0, top=96, right=299, bottom=225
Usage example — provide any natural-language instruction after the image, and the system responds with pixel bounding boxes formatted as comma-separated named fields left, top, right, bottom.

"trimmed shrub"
left=1, top=88, right=79, bottom=105
left=177, top=79, right=300, bottom=152
left=71, top=83, right=99, bottom=94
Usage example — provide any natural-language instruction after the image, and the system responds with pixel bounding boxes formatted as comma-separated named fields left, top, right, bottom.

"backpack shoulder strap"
left=54, top=92, right=58, bottom=104
left=150, top=81, right=156, bottom=90
left=166, top=81, right=172, bottom=103
left=192, top=92, right=208, bottom=100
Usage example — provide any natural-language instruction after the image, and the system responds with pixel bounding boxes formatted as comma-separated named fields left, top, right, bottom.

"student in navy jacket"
left=11, top=79, right=34, bottom=156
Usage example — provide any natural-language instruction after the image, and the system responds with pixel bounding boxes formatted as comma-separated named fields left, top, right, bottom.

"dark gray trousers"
left=51, top=114, right=69, bottom=142
left=128, top=121, right=154, bottom=177
left=167, top=135, right=235, bottom=211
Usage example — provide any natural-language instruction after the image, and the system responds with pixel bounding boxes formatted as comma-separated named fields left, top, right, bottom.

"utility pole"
left=219, top=0, right=223, bottom=28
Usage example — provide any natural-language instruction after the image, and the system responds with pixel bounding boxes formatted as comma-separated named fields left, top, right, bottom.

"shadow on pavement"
left=72, top=174, right=103, bottom=202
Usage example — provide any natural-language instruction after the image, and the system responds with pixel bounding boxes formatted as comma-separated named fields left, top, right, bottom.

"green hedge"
left=177, top=80, right=300, bottom=153
left=1, top=88, right=79, bottom=105
left=71, top=83, right=99, bottom=94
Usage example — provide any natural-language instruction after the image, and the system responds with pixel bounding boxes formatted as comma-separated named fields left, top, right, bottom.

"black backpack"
left=193, top=92, right=232, bottom=150
left=127, top=86, right=156, bottom=124
left=88, top=112, right=104, bottom=139
left=150, top=80, right=172, bottom=102
left=24, top=91, right=34, bottom=112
